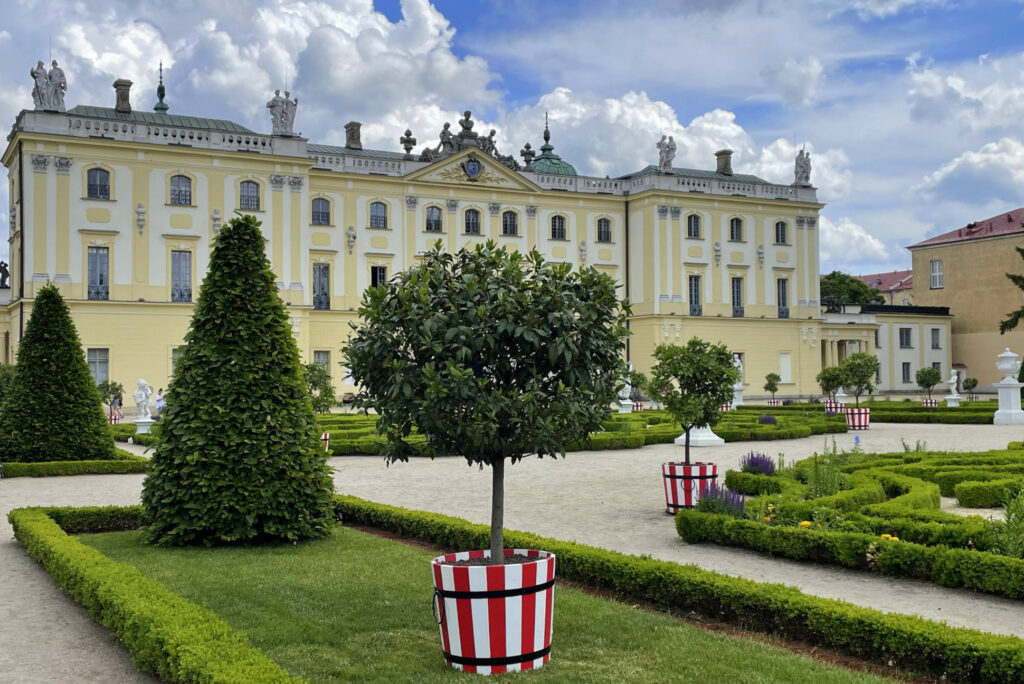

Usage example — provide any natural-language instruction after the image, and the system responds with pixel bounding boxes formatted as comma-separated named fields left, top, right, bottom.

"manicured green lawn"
left=82, top=526, right=892, bottom=683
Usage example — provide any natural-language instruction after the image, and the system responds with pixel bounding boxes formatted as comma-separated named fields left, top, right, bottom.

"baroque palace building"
left=1, top=73, right=949, bottom=399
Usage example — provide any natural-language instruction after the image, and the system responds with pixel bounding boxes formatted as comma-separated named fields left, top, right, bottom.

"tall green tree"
left=142, top=215, right=335, bottom=546
left=840, top=352, right=880, bottom=407
left=816, top=366, right=845, bottom=402
left=344, top=241, right=629, bottom=564
left=763, top=372, right=781, bottom=400
left=647, top=338, right=739, bottom=466
left=820, top=271, right=883, bottom=307
left=915, top=367, right=941, bottom=400
left=0, top=284, right=115, bottom=462
left=303, top=362, right=336, bottom=414
left=999, top=247, right=1024, bottom=334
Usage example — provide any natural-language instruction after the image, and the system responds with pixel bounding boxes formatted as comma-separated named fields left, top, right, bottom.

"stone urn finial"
left=996, top=347, right=1022, bottom=383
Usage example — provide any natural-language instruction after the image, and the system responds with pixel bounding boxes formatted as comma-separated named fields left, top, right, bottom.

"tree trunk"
left=684, top=428, right=691, bottom=466
left=490, top=457, right=505, bottom=565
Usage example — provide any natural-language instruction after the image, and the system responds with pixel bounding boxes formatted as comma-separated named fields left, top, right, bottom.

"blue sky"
left=2, top=0, right=1024, bottom=274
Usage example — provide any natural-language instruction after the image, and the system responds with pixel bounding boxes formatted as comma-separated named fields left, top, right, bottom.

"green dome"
left=529, top=123, right=577, bottom=176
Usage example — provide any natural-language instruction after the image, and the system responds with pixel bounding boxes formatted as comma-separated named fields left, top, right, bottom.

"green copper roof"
left=66, top=105, right=256, bottom=134
left=528, top=122, right=577, bottom=176
left=308, top=143, right=408, bottom=160
left=617, top=165, right=768, bottom=184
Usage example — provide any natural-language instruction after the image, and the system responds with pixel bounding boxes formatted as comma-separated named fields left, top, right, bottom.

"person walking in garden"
left=155, top=388, right=165, bottom=416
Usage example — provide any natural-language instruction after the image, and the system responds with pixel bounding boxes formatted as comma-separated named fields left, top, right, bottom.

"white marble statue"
left=948, top=369, right=960, bottom=397
left=134, top=379, right=153, bottom=419
left=47, top=60, right=66, bottom=112
left=30, top=61, right=49, bottom=110
left=579, top=240, right=587, bottom=265
left=657, top=135, right=677, bottom=172
left=794, top=149, right=812, bottom=185
left=281, top=91, right=298, bottom=133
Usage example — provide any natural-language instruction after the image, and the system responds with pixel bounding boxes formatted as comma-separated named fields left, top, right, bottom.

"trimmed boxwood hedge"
left=2, top=450, right=147, bottom=477
left=7, top=506, right=299, bottom=683
left=954, top=478, right=1024, bottom=508
left=334, top=495, right=1024, bottom=683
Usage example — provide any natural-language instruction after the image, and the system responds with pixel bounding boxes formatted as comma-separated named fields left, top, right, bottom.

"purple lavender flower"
left=757, top=414, right=777, bottom=425
left=697, top=481, right=747, bottom=518
left=740, top=451, right=776, bottom=476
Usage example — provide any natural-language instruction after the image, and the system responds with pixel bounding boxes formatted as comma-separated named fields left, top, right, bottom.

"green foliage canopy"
left=96, top=380, right=124, bottom=409
left=648, top=338, right=739, bottom=465
left=840, top=352, right=880, bottom=407
left=815, top=366, right=845, bottom=402
left=763, top=372, right=781, bottom=398
left=820, top=271, right=882, bottom=306
left=303, top=362, right=336, bottom=415
left=915, top=367, right=942, bottom=400
left=141, top=215, right=335, bottom=546
left=999, top=246, right=1024, bottom=334
left=0, top=284, right=115, bottom=462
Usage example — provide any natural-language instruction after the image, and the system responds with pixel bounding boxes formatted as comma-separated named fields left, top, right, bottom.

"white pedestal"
left=835, top=389, right=848, bottom=408
left=732, top=383, right=744, bottom=407
left=946, top=395, right=960, bottom=407
left=618, top=399, right=633, bottom=414
left=134, top=417, right=155, bottom=435
left=675, top=426, right=725, bottom=447
left=994, top=381, right=1024, bottom=425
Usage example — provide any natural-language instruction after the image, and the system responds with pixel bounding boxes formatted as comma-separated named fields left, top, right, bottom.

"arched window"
left=465, top=209, right=481, bottom=234
left=774, top=221, right=788, bottom=245
left=502, top=211, right=518, bottom=236
left=596, top=218, right=611, bottom=243
left=729, top=217, right=743, bottom=242
left=551, top=215, right=566, bottom=240
left=239, top=180, right=260, bottom=211
left=87, top=168, right=110, bottom=200
left=686, top=214, right=701, bottom=239
left=170, top=175, right=192, bottom=206
left=369, top=201, right=387, bottom=229
left=425, top=206, right=442, bottom=232
left=311, top=198, right=330, bottom=225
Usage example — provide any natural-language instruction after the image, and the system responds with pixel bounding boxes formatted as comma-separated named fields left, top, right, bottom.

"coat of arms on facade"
left=437, top=151, right=505, bottom=184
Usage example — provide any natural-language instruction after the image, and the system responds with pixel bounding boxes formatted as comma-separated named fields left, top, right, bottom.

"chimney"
left=113, top=79, right=133, bottom=113
left=344, top=121, right=362, bottom=150
left=715, top=149, right=733, bottom=176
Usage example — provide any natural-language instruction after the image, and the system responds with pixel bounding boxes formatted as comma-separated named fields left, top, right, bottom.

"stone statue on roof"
left=657, top=135, right=675, bottom=172
left=794, top=148, right=812, bottom=186
left=456, top=110, right=479, bottom=150
left=267, top=89, right=286, bottom=134
left=48, top=60, right=66, bottom=112
left=436, top=122, right=455, bottom=155
left=479, top=129, right=498, bottom=157
left=30, top=61, right=49, bottom=110
left=281, top=91, right=298, bottom=134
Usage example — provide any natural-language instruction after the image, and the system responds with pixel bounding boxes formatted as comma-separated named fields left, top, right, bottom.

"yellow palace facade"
left=3, top=79, right=940, bottom=400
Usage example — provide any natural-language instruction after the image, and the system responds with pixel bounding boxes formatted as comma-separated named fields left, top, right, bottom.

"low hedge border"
left=675, top=510, right=1024, bottom=600
left=954, top=478, right=1024, bottom=508
left=7, top=506, right=300, bottom=683
left=2, top=450, right=147, bottom=478
left=335, top=495, right=1024, bottom=683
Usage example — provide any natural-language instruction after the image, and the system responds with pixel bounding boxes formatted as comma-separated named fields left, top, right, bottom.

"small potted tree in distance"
left=816, top=365, right=845, bottom=414
left=963, top=377, right=979, bottom=402
left=916, top=366, right=941, bottom=407
left=649, top=338, right=739, bottom=512
left=840, top=352, right=879, bottom=430
left=344, top=241, right=628, bottom=674
left=764, top=372, right=782, bottom=406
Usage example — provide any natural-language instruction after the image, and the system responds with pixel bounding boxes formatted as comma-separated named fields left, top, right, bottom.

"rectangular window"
left=87, top=168, right=110, bottom=200
left=503, top=212, right=519, bottom=237
left=171, top=251, right=192, bottom=303
left=596, top=218, right=611, bottom=243
left=688, top=275, right=701, bottom=316
left=902, top=362, right=912, bottom=383
left=371, top=265, right=387, bottom=288
left=899, top=327, right=912, bottom=348
left=779, top=352, right=792, bottom=384
left=776, top=278, right=789, bottom=318
left=314, top=350, right=330, bottom=368
left=931, top=328, right=941, bottom=349
left=932, top=362, right=942, bottom=372
left=171, top=347, right=183, bottom=375
left=87, top=246, right=108, bottom=300
left=87, top=348, right=108, bottom=385
left=311, top=198, right=330, bottom=226
left=930, top=259, right=943, bottom=289
left=425, top=206, right=443, bottom=233
left=774, top=222, right=788, bottom=245
left=313, top=263, right=330, bottom=310
left=686, top=214, right=701, bottom=239
left=874, top=329, right=880, bottom=348
left=731, top=277, right=743, bottom=317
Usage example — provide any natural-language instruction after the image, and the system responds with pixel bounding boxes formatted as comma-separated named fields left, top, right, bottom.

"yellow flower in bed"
left=764, top=516, right=772, bottom=523
left=799, top=521, right=812, bottom=528
left=767, top=504, right=775, bottom=511
left=891, top=537, right=900, bottom=541
left=881, top=533, right=892, bottom=540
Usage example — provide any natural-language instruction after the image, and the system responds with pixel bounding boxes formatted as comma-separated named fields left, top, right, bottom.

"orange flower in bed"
left=799, top=521, right=812, bottom=528
left=764, top=516, right=772, bottom=523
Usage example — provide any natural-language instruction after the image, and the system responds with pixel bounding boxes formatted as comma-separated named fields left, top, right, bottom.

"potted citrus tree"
left=649, top=338, right=739, bottom=512
left=840, top=352, right=879, bottom=430
left=344, top=241, right=628, bottom=674
left=816, top=365, right=845, bottom=414
left=915, top=366, right=941, bottom=407
left=763, top=372, right=782, bottom=406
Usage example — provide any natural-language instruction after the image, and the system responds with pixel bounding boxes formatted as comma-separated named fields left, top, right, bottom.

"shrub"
left=724, top=470, right=783, bottom=496
left=0, top=284, right=115, bottom=462
left=141, top=215, right=335, bottom=546
left=740, top=452, right=775, bottom=475
left=781, top=399, right=793, bottom=406
left=763, top=372, right=781, bottom=399
left=954, top=479, right=1024, bottom=508
left=303, top=361, right=336, bottom=414
left=993, top=493, right=1024, bottom=558
left=756, top=414, right=777, bottom=425
left=915, top=366, right=942, bottom=400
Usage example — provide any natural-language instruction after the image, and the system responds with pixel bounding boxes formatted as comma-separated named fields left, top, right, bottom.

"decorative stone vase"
left=766, top=399, right=781, bottom=406
left=662, top=461, right=718, bottom=513
left=921, top=399, right=938, bottom=408
left=845, top=407, right=870, bottom=430
left=431, top=549, right=556, bottom=675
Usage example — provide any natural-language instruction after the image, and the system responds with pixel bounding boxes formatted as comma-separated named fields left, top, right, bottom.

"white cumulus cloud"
left=761, top=56, right=825, bottom=106
left=818, top=215, right=891, bottom=271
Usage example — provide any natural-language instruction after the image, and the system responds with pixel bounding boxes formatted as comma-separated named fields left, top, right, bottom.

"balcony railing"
left=778, top=306, right=789, bottom=319
left=690, top=302, right=702, bottom=316
left=171, top=287, right=192, bottom=303
left=313, top=293, right=330, bottom=310
left=732, top=305, right=744, bottom=318
left=87, top=284, right=108, bottom=300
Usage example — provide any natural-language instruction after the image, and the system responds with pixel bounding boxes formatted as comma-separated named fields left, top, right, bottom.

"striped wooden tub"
left=662, top=461, right=718, bottom=513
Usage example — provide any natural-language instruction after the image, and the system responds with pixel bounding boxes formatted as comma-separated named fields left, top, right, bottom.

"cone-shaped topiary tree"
left=0, top=284, right=115, bottom=462
left=141, top=215, right=335, bottom=546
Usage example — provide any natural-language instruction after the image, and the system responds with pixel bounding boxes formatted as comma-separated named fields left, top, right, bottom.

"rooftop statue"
left=436, top=122, right=455, bottom=155
left=794, top=149, right=812, bottom=186
left=267, top=89, right=298, bottom=135
left=656, top=135, right=676, bottom=172
left=30, top=59, right=66, bottom=112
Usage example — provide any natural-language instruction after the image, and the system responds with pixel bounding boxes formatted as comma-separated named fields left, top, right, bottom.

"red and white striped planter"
left=845, top=407, right=870, bottom=430
left=662, top=461, right=718, bottom=513
left=823, top=401, right=844, bottom=414
left=720, top=404, right=732, bottom=412
left=321, top=432, right=330, bottom=452
left=108, top=414, right=120, bottom=424
left=431, top=549, right=556, bottom=675
left=766, top=399, right=781, bottom=406
left=921, top=399, right=938, bottom=408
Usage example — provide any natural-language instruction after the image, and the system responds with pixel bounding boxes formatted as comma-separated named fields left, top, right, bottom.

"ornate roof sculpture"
left=527, top=114, right=577, bottom=177
left=153, top=62, right=169, bottom=113
left=416, top=110, right=520, bottom=170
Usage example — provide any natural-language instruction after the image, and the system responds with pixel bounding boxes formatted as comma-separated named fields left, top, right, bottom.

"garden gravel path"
left=1, top=421, right=1022, bottom=681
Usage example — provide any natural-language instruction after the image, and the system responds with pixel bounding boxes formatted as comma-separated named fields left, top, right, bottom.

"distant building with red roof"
left=855, top=269, right=913, bottom=305
left=908, top=208, right=1024, bottom=390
